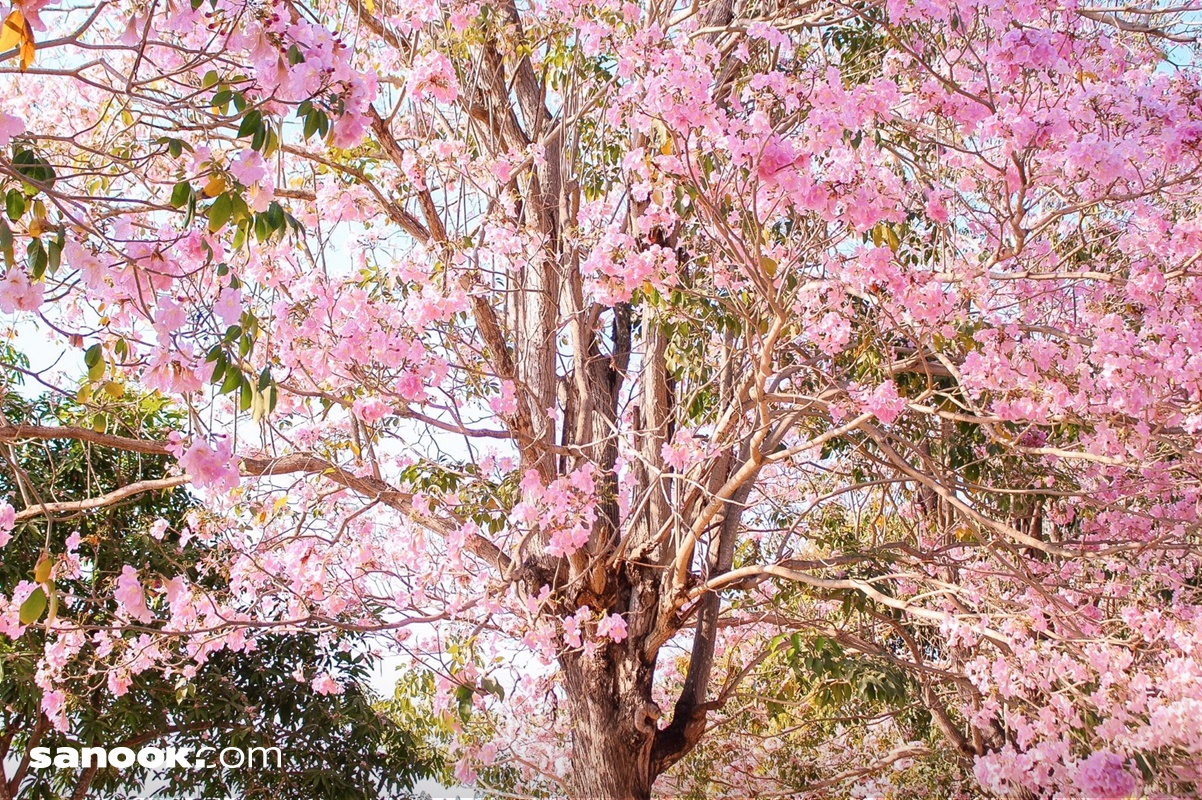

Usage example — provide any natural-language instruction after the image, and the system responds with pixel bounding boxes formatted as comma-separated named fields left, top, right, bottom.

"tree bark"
left=562, top=640, right=658, bottom=800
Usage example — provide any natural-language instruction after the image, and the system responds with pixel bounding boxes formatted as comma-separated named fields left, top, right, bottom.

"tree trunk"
left=562, top=643, right=658, bottom=800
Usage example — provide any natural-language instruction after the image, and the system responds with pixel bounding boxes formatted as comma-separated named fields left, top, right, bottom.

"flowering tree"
left=2, top=0, right=1202, bottom=796
left=0, top=381, right=438, bottom=800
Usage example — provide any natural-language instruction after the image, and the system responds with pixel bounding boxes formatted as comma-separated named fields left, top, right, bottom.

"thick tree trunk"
left=562, top=644, right=658, bottom=800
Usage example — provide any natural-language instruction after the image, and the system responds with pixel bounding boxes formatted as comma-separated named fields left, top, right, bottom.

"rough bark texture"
left=563, top=642, right=658, bottom=799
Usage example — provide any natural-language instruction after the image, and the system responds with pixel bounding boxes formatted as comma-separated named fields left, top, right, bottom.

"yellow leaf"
left=203, top=175, right=227, bottom=197
left=760, top=255, right=778, bottom=278
left=34, top=554, right=52, bottom=584
left=45, top=585, right=57, bottom=625
left=364, top=0, right=375, bottom=12
left=885, top=226, right=901, bottom=253
left=649, top=120, right=672, bottom=156
left=0, top=10, right=23, bottom=54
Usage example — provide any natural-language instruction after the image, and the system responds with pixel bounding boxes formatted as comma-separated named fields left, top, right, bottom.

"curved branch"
left=0, top=425, right=512, bottom=572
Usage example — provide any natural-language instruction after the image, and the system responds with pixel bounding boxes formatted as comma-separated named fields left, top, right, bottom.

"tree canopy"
left=0, top=0, right=1201, bottom=797
left=0, top=376, right=438, bottom=799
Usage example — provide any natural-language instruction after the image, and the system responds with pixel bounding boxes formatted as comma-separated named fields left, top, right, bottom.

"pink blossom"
left=0, top=269, right=43, bottom=314
left=758, top=135, right=797, bottom=181
left=408, top=52, right=458, bottom=104
left=213, top=287, right=243, bottom=327
left=0, top=113, right=23, bottom=148
left=453, top=756, right=477, bottom=785
left=114, top=565, right=153, bottom=623
left=154, top=297, right=188, bottom=334
left=396, top=371, right=425, bottom=401
left=107, top=670, right=131, bottom=697
left=352, top=396, right=392, bottom=424
left=41, top=689, right=68, bottom=732
left=596, top=613, right=628, bottom=643
left=489, top=380, right=519, bottom=415
left=661, top=430, right=704, bottom=471
left=118, top=15, right=143, bottom=46
left=311, top=672, right=344, bottom=695
left=148, top=518, right=169, bottom=540
left=1074, top=750, right=1138, bottom=799
left=177, top=437, right=240, bottom=493
left=862, top=380, right=908, bottom=424
left=0, top=502, right=14, bottom=548
left=562, top=606, right=591, bottom=649
left=477, top=741, right=499, bottom=766
left=229, top=149, right=267, bottom=187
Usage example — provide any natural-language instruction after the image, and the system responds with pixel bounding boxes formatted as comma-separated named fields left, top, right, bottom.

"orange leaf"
left=0, top=10, right=23, bottom=53
left=0, top=11, right=34, bottom=71
left=19, top=34, right=33, bottom=71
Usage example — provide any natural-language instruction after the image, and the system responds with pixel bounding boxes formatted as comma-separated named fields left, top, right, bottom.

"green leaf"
left=254, top=212, right=270, bottom=242
left=251, top=123, right=267, bottom=152
left=207, top=193, right=233, bottom=232
left=13, top=149, right=56, bottom=189
left=169, top=181, right=192, bottom=209
left=209, top=353, right=227, bottom=384
left=184, top=192, right=196, bottom=228
left=0, top=218, right=13, bottom=268
left=239, top=375, right=253, bottom=411
left=18, top=587, right=46, bottom=625
left=26, top=239, right=45, bottom=279
left=231, top=193, right=250, bottom=224
left=46, top=238, right=60, bottom=274
left=219, top=364, right=241, bottom=395
left=237, top=109, right=262, bottom=139
left=261, top=125, right=279, bottom=158
left=265, top=201, right=285, bottom=231
left=83, top=342, right=102, bottom=369
left=5, top=189, right=24, bottom=221
left=303, top=110, right=320, bottom=140
left=231, top=218, right=248, bottom=250
left=202, top=69, right=220, bottom=88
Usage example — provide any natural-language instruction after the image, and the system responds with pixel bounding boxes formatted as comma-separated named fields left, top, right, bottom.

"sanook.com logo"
left=28, top=745, right=283, bottom=771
